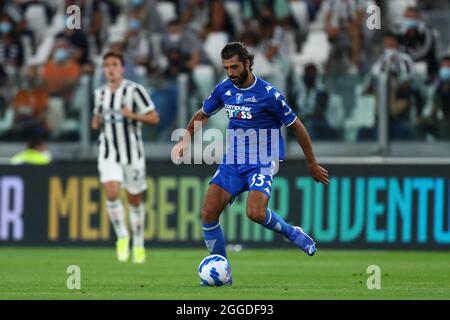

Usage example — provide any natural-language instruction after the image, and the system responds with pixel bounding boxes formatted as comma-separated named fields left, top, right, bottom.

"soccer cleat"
left=116, top=237, right=129, bottom=262
left=132, top=247, right=146, bottom=264
left=289, top=227, right=317, bottom=256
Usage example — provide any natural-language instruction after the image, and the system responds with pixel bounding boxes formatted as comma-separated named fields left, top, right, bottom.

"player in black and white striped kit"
left=92, top=51, right=159, bottom=263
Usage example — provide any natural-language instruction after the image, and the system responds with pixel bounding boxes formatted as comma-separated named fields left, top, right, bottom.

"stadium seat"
left=387, top=0, right=417, bottom=26
left=156, top=1, right=178, bottom=25
left=203, top=32, right=229, bottom=73
left=61, top=118, right=80, bottom=137
left=421, top=83, right=439, bottom=119
left=253, top=50, right=277, bottom=78
left=47, top=13, right=65, bottom=36
left=150, top=33, right=168, bottom=71
left=28, top=35, right=55, bottom=66
left=308, top=0, right=328, bottom=31
left=289, top=0, right=309, bottom=31
left=0, top=107, right=14, bottom=134
left=223, top=1, right=243, bottom=34
left=46, top=97, right=65, bottom=139
left=291, top=30, right=331, bottom=70
left=326, top=94, right=346, bottom=130
left=344, top=85, right=376, bottom=141
left=192, top=65, right=215, bottom=100
left=414, top=62, right=428, bottom=80
left=24, top=4, right=48, bottom=45
left=110, top=13, right=127, bottom=31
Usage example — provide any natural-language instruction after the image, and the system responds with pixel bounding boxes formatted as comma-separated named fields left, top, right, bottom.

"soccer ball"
left=198, top=254, right=232, bottom=286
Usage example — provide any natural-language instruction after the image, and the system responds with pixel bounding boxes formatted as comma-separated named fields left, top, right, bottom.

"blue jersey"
left=202, top=75, right=298, bottom=164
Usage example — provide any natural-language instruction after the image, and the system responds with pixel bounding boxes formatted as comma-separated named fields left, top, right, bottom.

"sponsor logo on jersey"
left=225, top=104, right=253, bottom=119
left=102, top=110, right=124, bottom=123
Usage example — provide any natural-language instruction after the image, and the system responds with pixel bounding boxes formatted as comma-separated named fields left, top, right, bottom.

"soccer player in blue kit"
left=172, top=43, right=329, bottom=283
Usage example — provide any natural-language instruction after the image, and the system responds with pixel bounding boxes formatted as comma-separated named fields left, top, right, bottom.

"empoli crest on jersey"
left=236, top=93, right=243, bottom=104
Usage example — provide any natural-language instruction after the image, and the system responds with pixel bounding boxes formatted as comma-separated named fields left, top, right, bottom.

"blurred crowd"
left=0, top=0, right=450, bottom=143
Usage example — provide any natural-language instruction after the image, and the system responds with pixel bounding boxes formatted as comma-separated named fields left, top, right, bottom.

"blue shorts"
left=210, top=161, right=277, bottom=203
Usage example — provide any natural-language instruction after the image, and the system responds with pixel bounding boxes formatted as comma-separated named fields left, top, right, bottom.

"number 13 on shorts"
left=249, top=173, right=273, bottom=197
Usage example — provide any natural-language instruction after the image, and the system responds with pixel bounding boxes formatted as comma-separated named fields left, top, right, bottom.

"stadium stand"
left=0, top=0, right=449, bottom=158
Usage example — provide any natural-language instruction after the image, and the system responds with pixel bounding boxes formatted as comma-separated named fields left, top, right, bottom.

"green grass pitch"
left=0, top=247, right=449, bottom=300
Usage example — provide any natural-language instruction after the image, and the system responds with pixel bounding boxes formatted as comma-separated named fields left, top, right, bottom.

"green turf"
left=0, top=247, right=449, bottom=300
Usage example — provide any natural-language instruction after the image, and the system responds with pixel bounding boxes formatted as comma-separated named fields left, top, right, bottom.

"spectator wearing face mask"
left=365, top=32, right=416, bottom=92
left=397, top=6, right=440, bottom=80
left=160, top=19, right=207, bottom=78
left=423, top=55, right=450, bottom=140
left=359, top=32, right=423, bottom=141
left=0, top=15, right=24, bottom=80
left=40, top=39, right=80, bottom=103
left=127, top=0, right=164, bottom=34
left=55, top=15, right=92, bottom=73
left=294, top=63, right=338, bottom=140
left=122, top=13, right=152, bottom=71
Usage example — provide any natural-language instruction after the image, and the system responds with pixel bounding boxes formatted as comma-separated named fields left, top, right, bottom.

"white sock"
left=129, top=204, right=145, bottom=248
left=106, top=199, right=129, bottom=239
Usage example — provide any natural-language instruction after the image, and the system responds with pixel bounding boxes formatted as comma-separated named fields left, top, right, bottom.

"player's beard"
left=231, top=68, right=249, bottom=87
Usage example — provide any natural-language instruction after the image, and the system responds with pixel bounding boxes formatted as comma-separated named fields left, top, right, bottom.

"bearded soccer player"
left=172, top=43, right=329, bottom=284
left=92, top=51, right=160, bottom=263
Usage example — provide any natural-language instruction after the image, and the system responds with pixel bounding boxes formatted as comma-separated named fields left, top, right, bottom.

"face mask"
left=54, top=48, right=69, bottom=62
left=404, top=18, right=419, bottom=30
left=127, top=19, right=141, bottom=31
left=439, top=67, right=450, bottom=81
left=64, top=16, right=73, bottom=29
left=168, top=33, right=181, bottom=43
left=0, top=22, right=12, bottom=34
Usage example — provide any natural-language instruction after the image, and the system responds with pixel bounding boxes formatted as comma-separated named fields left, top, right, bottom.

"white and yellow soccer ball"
left=198, top=254, right=232, bottom=286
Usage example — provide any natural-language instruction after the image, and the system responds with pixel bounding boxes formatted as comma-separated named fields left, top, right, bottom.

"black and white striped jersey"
left=93, top=79, right=155, bottom=165
left=371, top=50, right=416, bottom=82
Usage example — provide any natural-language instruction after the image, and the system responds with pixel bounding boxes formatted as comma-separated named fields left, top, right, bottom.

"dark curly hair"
left=221, top=42, right=254, bottom=70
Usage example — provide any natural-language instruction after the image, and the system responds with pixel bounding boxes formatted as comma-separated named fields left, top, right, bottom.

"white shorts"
left=97, top=159, right=147, bottom=195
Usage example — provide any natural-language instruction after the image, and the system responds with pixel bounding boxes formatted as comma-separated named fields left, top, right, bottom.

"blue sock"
left=262, top=208, right=294, bottom=238
left=202, top=221, right=227, bottom=258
